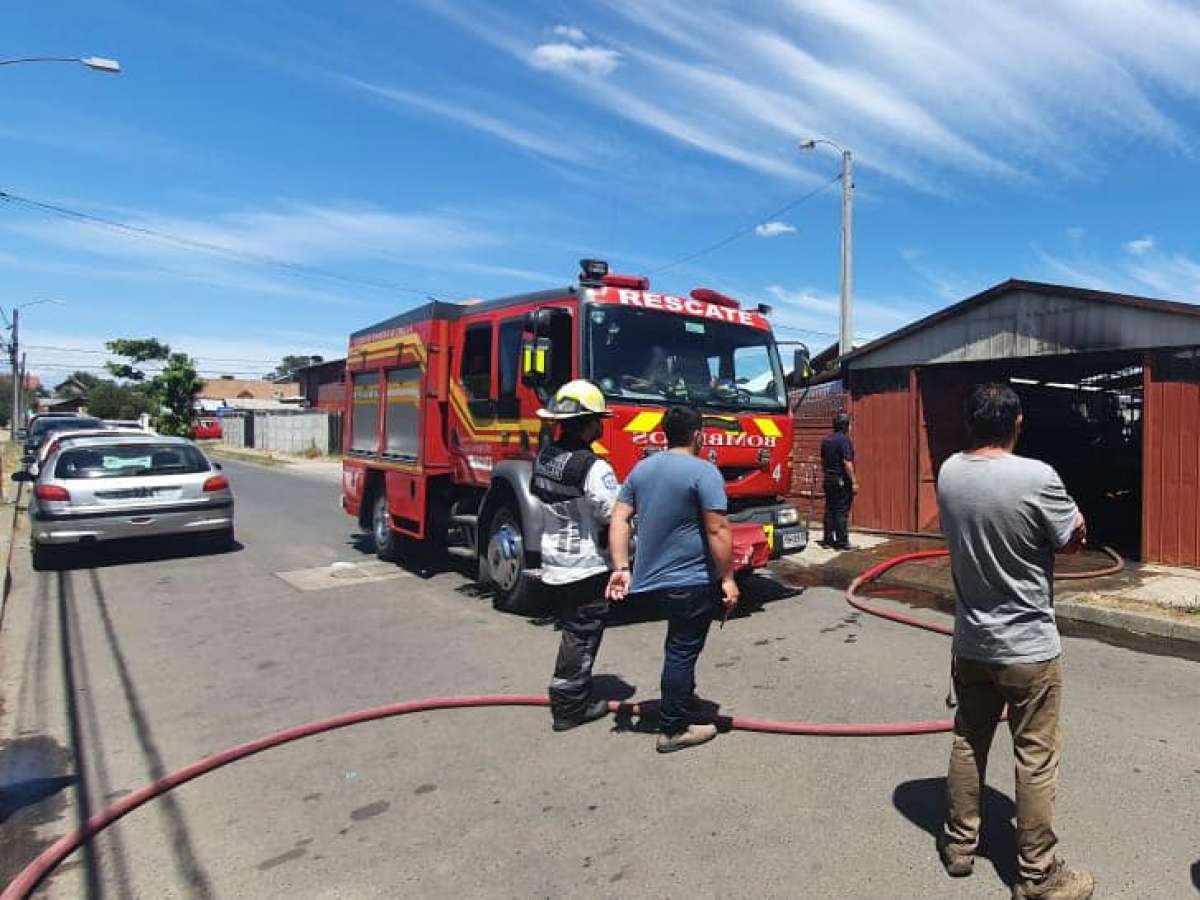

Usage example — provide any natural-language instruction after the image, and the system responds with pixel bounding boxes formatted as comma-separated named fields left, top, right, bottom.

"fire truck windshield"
left=586, top=305, right=787, bottom=412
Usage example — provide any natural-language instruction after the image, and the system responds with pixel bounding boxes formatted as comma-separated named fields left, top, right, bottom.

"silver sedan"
left=14, top=434, right=235, bottom=570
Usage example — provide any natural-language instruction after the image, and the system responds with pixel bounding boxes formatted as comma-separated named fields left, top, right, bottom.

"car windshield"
left=54, top=443, right=211, bottom=479
left=31, top=417, right=103, bottom=439
left=586, top=305, right=787, bottom=411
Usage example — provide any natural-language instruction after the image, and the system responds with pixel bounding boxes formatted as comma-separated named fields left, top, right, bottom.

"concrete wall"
left=254, top=411, right=330, bottom=454
left=221, top=415, right=247, bottom=448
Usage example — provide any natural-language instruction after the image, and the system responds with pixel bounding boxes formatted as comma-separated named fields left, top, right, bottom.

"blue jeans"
left=657, top=584, right=719, bottom=736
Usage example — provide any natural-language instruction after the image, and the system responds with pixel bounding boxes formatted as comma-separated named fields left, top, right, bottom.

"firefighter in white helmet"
left=532, top=379, right=621, bottom=732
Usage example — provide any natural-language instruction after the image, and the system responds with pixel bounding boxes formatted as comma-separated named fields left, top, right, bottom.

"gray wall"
left=254, top=411, right=330, bottom=454
left=852, top=288, right=1200, bottom=370
left=220, top=415, right=246, bottom=448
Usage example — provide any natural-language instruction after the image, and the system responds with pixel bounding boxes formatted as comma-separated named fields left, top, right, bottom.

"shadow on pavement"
left=611, top=696, right=728, bottom=735
left=892, top=777, right=1018, bottom=887
left=0, top=774, right=76, bottom=823
left=37, top=535, right=241, bottom=572
left=1191, top=859, right=1199, bottom=890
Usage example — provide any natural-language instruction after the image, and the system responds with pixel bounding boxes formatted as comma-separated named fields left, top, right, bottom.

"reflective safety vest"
left=531, top=442, right=598, bottom=504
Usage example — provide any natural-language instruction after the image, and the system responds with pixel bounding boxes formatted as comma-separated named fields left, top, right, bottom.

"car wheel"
left=209, top=526, right=236, bottom=551
left=372, top=492, right=399, bottom=562
left=486, top=504, right=542, bottom=615
left=31, top=542, right=59, bottom=572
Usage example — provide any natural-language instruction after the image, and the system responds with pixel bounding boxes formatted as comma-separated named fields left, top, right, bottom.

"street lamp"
left=0, top=56, right=121, bottom=73
left=800, top=138, right=853, bottom=358
left=6, top=299, right=64, bottom=439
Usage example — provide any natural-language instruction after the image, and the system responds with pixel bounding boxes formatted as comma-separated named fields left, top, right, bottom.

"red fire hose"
left=3, top=546, right=1123, bottom=898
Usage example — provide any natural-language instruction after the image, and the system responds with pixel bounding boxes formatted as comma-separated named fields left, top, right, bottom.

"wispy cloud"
left=553, top=25, right=588, bottom=44
left=344, top=78, right=599, bottom=165
left=422, top=0, right=1200, bottom=191
left=755, top=221, right=796, bottom=238
left=1124, top=235, right=1155, bottom=256
left=530, top=41, right=621, bottom=76
left=1035, top=238, right=1200, bottom=303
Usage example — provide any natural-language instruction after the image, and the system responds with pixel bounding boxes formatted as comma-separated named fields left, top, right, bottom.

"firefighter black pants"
left=548, top=572, right=611, bottom=723
left=823, top=476, right=853, bottom=548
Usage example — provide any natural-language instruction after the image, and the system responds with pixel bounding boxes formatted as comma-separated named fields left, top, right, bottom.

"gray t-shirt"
left=617, top=451, right=728, bottom=594
left=936, top=452, right=1080, bottom=664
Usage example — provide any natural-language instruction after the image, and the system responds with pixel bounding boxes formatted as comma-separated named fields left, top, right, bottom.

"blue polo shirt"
left=618, top=451, right=728, bottom=594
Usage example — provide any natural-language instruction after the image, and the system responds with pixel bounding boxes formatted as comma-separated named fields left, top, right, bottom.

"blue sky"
left=5, top=1, right=1200, bottom=385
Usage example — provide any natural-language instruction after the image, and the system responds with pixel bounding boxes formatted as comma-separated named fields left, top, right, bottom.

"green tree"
left=86, top=380, right=157, bottom=420
left=0, top=375, right=38, bottom=428
left=105, top=338, right=201, bottom=437
left=267, top=354, right=324, bottom=382
left=53, top=370, right=102, bottom=397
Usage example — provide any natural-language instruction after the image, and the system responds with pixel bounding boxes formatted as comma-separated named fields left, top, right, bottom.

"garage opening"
left=916, top=351, right=1144, bottom=559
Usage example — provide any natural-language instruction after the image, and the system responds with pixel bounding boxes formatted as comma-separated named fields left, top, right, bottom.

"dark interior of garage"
left=919, top=351, right=1144, bottom=559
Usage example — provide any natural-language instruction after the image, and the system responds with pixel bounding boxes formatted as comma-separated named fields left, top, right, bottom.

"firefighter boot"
left=656, top=723, right=718, bottom=754
left=551, top=699, right=610, bottom=732
left=1011, top=859, right=1095, bottom=900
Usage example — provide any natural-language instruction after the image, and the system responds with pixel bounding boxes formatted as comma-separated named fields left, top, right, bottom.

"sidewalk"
left=779, top=527, right=1200, bottom=647
left=204, top=444, right=342, bottom=481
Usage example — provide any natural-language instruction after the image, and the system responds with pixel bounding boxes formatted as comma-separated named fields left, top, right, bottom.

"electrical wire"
left=0, top=190, right=458, bottom=300
left=22, top=345, right=285, bottom=364
left=648, top=173, right=841, bottom=276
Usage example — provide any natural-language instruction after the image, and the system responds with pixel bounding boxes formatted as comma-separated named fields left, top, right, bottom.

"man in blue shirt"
left=820, top=412, right=858, bottom=550
left=606, top=406, right=737, bottom=753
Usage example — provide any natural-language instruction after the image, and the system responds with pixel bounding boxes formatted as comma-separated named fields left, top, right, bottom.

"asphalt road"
left=1, top=459, right=1198, bottom=898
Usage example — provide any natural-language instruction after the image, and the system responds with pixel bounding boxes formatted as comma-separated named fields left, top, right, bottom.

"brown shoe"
left=656, top=723, right=718, bottom=753
left=1012, top=858, right=1095, bottom=900
left=936, top=835, right=974, bottom=878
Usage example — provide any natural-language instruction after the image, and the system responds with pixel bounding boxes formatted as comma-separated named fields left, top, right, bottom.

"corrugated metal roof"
left=846, top=280, right=1200, bottom=370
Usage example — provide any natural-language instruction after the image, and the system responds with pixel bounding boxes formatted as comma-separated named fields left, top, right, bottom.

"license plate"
left=782, top=531, right=805, bottom=550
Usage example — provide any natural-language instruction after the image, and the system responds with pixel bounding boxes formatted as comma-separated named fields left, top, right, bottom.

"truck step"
left=450, top=513, right=479, bottom=527
left=446, top=546, right=476, bottom=559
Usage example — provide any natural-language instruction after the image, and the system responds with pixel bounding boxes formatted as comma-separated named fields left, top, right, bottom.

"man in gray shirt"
left=936, top=383, right=1093, bottom=900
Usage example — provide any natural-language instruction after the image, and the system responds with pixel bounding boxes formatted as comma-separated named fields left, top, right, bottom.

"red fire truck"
left=341, top=260, right=811, bottom=612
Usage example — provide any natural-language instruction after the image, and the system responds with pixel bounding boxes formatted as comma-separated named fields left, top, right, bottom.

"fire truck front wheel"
left=371, top=492, right=400, bottom=562
left=486, top=504, right=540, bottom=615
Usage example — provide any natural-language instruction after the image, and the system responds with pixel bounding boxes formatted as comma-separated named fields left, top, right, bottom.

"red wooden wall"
left=848, top=370, right=916, bottom=532
left=1142, top=351, right=1200, bottom=566
left=789, top=381, right=847, bottom=525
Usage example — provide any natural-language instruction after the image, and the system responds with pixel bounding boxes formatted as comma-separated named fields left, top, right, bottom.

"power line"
left=0, top=189, right=460, bottom=300
left=22, top=344, right=289, bottom=364
left=648, top=173, right=842, bottom=276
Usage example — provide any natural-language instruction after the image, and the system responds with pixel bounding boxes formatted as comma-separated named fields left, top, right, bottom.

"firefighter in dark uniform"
left=820, top=411, right=859, bottom=550
left=532, top=380, right=621, bottom=731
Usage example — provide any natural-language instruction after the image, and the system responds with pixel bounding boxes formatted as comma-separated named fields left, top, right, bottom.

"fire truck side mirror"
left=521, top=337, right=552, bottom=384
left=792, top=347, right=812, bottom=385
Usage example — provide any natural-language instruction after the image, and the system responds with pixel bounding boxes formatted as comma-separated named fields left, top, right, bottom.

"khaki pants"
left=943, top=655, right=1063, bottom=883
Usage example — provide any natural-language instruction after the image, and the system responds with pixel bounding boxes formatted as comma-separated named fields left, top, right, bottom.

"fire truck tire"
left=486, top=504, right=542, bottom=615
left=371, top=492, right=400, bottom=562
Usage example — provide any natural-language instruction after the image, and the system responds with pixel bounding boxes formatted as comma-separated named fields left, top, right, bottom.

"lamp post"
left=800, top=139, right=853, bottom=358
left=7, top=299, right=62, bottom=439
left=0, top=56, right=121, bottom=73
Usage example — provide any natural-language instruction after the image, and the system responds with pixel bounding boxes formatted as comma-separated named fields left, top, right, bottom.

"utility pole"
left=800, top=139, right=855, bottom=357
left=839, top=148, right=853, bottom=359
left=9, top=307, right=18, bottom=441
left=18, top=352, right=27, bottom=433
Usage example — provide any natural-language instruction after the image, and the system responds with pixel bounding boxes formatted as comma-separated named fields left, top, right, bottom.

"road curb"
left=206, top=446, right=294, bottom=468
left=778, top=556, right=1200, bottom=649
left=0, top=483, right=22, bottom=634
left=1056, top=598, right=1200, bottom=645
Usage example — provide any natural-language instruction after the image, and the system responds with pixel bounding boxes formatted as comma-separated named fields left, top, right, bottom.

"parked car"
left=31, top=427, right=149, bottom=476
left=24, top=415, right=105, bottom=457
left=191, top=418, right=223, bottom=440
left=13, top=435, right=235, bottom=570
left=101, top=419, right=154, bottom=433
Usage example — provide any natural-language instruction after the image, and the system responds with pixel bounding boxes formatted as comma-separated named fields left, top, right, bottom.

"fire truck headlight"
left=775, top=506, right=800, bottom=526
